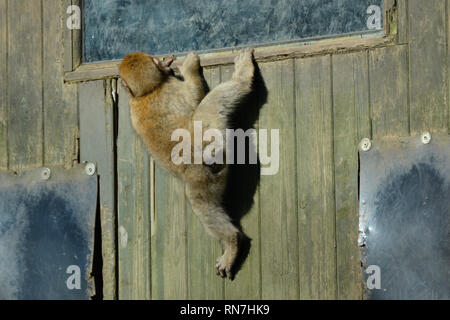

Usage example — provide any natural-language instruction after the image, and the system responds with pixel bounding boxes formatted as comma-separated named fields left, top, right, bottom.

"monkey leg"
left=185, top=180, right=242, bottom=280
left=180, top=52, right=206, bottom=104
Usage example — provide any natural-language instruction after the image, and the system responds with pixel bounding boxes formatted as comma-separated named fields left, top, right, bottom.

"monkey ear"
left=164, top=58, right=174, bottom=67
left=153, top=57, right=160, bottom=65
left=121, top=79, right=135, bottom=97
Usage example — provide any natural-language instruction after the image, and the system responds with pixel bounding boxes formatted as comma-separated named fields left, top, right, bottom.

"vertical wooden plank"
left=72, top=0, right=82, bottom=69
left=79, top=80, right=117, bottom=300
left=224, top=195, right=260, bottom=299
left=221, top=62, right=262, bottom=299
left=186, top=67, right=224, bottom=299
left=151, top=167, right=187, bottom=299
left=7, top=0, right=43, bottom=170
left=117, top=85, right=151, bottom=299
left=448, top=0, right=450, bottom=135
left=409, top=0, right=448, bottom=133
left=63, top=0, right=73, bottom=72
left=0, top=0, right=7, bottom=170
left=43, top=0, right=78, bottom=166
left=63, top=0, right=81, bottom=72
left=369, top=45, right=409, bottom=139
left=259, top=60, right=299, bottom=300
left=296, top=55, right=337, bottom=300
left=396, top=0, right=409, bottom=44
left=332, top=52, right=370, bottom=300
left=383, top=0, right=396, bottom=36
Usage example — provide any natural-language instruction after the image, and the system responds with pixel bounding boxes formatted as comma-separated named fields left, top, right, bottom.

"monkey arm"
left=180, top=52, right=207, bottom=105
left=192, top=49, right=255, bottom=130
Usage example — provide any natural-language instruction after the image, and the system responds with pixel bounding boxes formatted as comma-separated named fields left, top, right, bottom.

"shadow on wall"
left=221, top=60, right=268, bottom=276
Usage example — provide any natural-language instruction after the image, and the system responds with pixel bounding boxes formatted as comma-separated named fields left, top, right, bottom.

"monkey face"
left=119, top=52, right=171, bottom=98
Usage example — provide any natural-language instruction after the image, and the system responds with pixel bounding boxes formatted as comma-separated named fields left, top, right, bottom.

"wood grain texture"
left=383, top=0, right=396, bottom=36
left=63, top=0, right=73, bottom=72
left=448, top=0, right=450, bottom=135
left=224, top=194, right=260, bottom=300
left=396, top=0, right=409, bottom=44
left=186, top=67, right=224, bottom=299
left=0, top=0, right=7, bottom=170
left=72, top=0, right=81, bottom=69
left=409, top=0, right=448, bottom=133
left=64, top=35, right=395, bottom=83
left=79, top=80, right=117, bottom=300
left=151, top=166, right=188, bottom=299
left=369, top=45, right=409, bottom=138
left=43, top=0, right=78, bottom=166
left=296, top=55, right=337, bottom=300
left=7, top=0, right=43, bottom=169
left=223, top=62, right=261, bottom=300
left=117, top=85, right=152, bottom=299
left=332, top=52, right=370, bottom=299
left=63, top=0, right=81, bottom=72
left=259, top=60, right=299, bottom=300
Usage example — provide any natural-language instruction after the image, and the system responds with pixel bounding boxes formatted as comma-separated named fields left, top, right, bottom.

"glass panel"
left=83, top=0, right=383, bottom=62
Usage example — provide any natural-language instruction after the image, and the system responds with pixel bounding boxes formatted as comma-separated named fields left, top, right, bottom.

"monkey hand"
left=180, top=52, right=201, bottom=77
left=232, top=48, right=255, bottom=82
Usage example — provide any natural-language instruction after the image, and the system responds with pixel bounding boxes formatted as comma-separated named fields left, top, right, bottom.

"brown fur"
left=120, top=49, right=255, bottom=279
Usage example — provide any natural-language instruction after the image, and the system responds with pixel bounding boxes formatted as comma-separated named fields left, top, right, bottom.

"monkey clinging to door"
left=119, top=49, right=258, bottom=280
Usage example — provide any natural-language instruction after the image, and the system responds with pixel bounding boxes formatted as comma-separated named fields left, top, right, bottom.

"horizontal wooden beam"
left=65, top=33, right=395, bottom=83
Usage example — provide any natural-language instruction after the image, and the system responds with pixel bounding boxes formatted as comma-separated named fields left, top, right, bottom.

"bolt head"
left=85, top=163, right=96, bottom=176
left=421, top=132, right=431, bottom=144
left=359, top=138, right=372, bottom=152
left=41, top=168, right=51, bottom=181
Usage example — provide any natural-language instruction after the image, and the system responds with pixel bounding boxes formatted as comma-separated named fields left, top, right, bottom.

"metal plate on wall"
left=0, top=164, right=97, bottom=300
left=359, top=134, right=450, bottom=300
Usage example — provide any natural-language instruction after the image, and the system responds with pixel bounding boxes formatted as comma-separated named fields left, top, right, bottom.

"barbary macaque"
left=119, top=48, right=257, bottom=280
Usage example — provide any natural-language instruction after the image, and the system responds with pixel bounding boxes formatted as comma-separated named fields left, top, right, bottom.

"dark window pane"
left=83, top=0, right=383, bottom=63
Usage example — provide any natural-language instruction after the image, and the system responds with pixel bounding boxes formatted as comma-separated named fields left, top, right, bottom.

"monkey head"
left=119, top=52, right=174, bottom=98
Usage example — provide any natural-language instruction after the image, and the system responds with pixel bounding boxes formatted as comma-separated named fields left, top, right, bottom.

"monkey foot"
left=215, top=254, right=235, bottom=280
left=232, top=48, right=255, bottom=82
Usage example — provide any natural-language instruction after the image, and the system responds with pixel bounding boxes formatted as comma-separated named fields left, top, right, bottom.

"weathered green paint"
left=296, top=55, right=337, bottom=300
left=1, top=0, right=449, bottom=301
left=117, top=84, right=152, bottom=299
left=0, top=0, right=7, bottom=170
left=43, top=0, right=78, bottom=166
left=396, top=0, right=409, bottom=44
left=151, top=166, right=188, bottom=299
left=79, top=80, right=117, bottom=300
left=369, top=45, right=409, bottom=138
left=7, top=0, right=43, bottom=170
left=332, top=51, right=370, bottom=299
left=259, top=60, right=299, bottom=300
left=409, top=0, right=448, bottom=134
